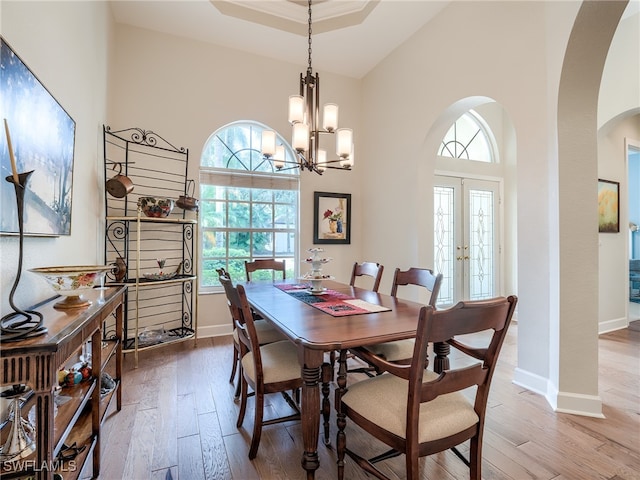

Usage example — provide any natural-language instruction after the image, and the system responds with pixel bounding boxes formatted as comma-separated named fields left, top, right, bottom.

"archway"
left=553, top=0, right=628, bottom=416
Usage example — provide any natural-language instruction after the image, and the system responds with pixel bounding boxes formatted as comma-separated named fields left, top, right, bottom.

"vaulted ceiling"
left=108, top=0, right=451, bottom=79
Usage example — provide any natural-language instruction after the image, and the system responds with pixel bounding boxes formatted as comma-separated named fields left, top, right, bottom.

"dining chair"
left=245, top=259, right=286, bottom=282
left=219, top=273, right=302, bottom=459
left=335, top=295, right=517, bottom=480
left=348, top=267, right=442, bottom=376
left=349, top=261, right=384, bottom=292
left=329, top=262, right=384, bottom=376
left=217, top=268, right=285, bottom=400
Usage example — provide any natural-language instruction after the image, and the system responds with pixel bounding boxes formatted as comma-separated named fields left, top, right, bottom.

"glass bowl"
left=29, top=265, right=112, bottom=309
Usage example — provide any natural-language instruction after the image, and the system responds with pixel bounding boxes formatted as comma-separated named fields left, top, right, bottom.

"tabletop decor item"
left=0, top=396, right=35, bottom=462
left=0, top=119, right=46, bottom=343
left=29, top=265, right=112, bottom=309
left=301, top=247, right=334, bottom=294
left=138, top=196, right=175, bottom=218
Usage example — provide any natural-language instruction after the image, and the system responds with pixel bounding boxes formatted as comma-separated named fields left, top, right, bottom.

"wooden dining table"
left=241, top=279, right=425, bottom=479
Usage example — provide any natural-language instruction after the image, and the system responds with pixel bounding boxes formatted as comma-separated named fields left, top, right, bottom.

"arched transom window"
left=439, top=110, right=498, bottom=163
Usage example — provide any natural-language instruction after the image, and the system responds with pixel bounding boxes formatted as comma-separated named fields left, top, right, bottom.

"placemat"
left=275, top=283, right=391, bottom=317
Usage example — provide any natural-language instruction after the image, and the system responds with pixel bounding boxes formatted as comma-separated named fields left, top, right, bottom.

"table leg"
left=301, top=349, right=323, bottom=479
left=321, top=361, right=333, bottom=446
left=335, top=350, right=348, bottom=479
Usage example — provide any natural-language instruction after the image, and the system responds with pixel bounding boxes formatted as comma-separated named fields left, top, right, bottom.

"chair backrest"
left=408, top=296, right=517, bottom=433
left=349, top=261, right=384, bottom=292
left=390, top=267, right=443, bottom=306
left=218, top=273, right=263, bottom=368
left=245, top=259, right=286, bottom=282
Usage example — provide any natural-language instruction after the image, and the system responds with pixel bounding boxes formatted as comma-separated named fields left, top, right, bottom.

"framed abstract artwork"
left=313, top=191, right=351, bottom=244
left=598, top=179, right=619, bottom=233
left=1, top=36, right=76, bottom=235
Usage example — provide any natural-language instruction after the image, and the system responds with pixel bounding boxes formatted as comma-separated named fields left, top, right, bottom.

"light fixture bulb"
left=341, top=145, right=354, bottom=168
left=292, top=123, right=310, bottom=152
left=289, top=95, right=305, bottom=124
left=323, top=104, right=338, bottom=132
left=261, top=130, right=276, bottom=158
left=274, top=145, right=285, bottom=170
left=336, top=128, right=353, bottom=158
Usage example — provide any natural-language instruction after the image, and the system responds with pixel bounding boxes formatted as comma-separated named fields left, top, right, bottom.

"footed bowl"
left=30, top=265, right=112, bottom=309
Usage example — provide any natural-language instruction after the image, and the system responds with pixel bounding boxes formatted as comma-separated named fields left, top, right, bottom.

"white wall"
left=0, top=0, right=112, bottom=314
left=358, top=0, right=637, bottom=416
left=598, top=114, right=640, bottom=332
left=597, top=6, right=640, bottom=333
left=109, top=25, right=363, bottom=337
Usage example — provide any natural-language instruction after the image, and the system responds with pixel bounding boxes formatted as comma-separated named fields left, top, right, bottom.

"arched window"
left=438, top=110, right=498, bottom=163
left=199, top=121, right=299, bottom=289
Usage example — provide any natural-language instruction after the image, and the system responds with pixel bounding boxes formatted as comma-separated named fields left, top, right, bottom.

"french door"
left=434, top=175, right=501, bottom=306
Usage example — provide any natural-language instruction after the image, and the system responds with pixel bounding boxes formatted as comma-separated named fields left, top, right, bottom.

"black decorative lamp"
left=1, top=119, right=46, bottom=342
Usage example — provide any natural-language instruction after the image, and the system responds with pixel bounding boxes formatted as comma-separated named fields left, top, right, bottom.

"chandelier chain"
left=307, top=0, right=313, bottom=75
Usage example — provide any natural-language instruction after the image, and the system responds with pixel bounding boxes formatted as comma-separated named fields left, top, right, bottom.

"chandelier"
left=261, top=0, right=354, bottom=175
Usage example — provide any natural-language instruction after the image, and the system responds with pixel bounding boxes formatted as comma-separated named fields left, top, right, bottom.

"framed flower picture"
left=313, top=191, right=351, bottom=244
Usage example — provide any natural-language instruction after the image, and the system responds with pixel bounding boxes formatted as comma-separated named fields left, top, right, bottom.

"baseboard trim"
left=513, top=367, right=604, bottom=417
left=513, top=367, right=548, bottom=397
left=554, top=391, right=604, bottom=418
left=599, top=317, right=629, bottom=334
left=197, top=324, right=232, bottom=339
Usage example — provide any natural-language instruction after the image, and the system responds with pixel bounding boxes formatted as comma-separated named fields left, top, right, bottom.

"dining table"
left=240, top=278, right=427, bottom=479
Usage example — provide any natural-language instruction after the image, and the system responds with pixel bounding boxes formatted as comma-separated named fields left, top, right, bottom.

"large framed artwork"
left=313, top=191, right=351, bottom=244
left=0, top=36, right=76, bottom=236
left=598, top=179, right=619, bottom=233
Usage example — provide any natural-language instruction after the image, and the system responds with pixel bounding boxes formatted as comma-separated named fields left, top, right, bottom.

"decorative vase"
left=336, top=219, right=343, bottom=233
left=329, top=220, right=337, bottom=233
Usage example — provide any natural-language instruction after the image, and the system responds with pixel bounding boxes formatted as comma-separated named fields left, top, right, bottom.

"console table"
left=0, top=286, right=126, bottom=480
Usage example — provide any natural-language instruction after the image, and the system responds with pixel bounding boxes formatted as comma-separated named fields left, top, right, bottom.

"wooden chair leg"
left=469, top=435, right=482, bottom=480
left=229, top=344, right=239, bottom=383
left=236, top=377, right=248, bottom=428
left=234, top=365, right=242, bottom=400
left=248, top=388, right=264, bottom=459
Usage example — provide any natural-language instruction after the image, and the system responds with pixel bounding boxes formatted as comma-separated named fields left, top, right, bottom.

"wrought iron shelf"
left=103, top=125, right=198, bottom=368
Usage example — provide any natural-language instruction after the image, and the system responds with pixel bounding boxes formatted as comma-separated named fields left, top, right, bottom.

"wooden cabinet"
left=103, top=126, right=198, bottom=367
left=0, top=286, right=126, bottom=480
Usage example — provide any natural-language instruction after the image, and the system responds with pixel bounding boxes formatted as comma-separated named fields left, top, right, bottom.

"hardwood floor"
left=93, top=323, right=640, bottom=479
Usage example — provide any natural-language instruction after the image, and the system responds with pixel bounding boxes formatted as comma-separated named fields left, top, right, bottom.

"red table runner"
left=275, top=283, right=391, bottom=317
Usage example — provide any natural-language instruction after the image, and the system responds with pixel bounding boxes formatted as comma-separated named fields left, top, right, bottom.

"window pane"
left=434, top=185, right=455, bottom=306
left=252, top=203, right=273, bottom=228
left=228, top=232, right=250, bottom=256
left=252, top=232, right=273, bottom=256
left=228, top=202, right=250, bottom=228
left=201, top=201, right=226, bottom=228
left=275, top=232, right=295, bottom=255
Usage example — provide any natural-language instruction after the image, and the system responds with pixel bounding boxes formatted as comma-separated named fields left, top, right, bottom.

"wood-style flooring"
left=93, top=323, right=640, bottom=479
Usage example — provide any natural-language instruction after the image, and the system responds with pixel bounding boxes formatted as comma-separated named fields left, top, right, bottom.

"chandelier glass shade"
left=260, top=0, right=354, bottom=175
